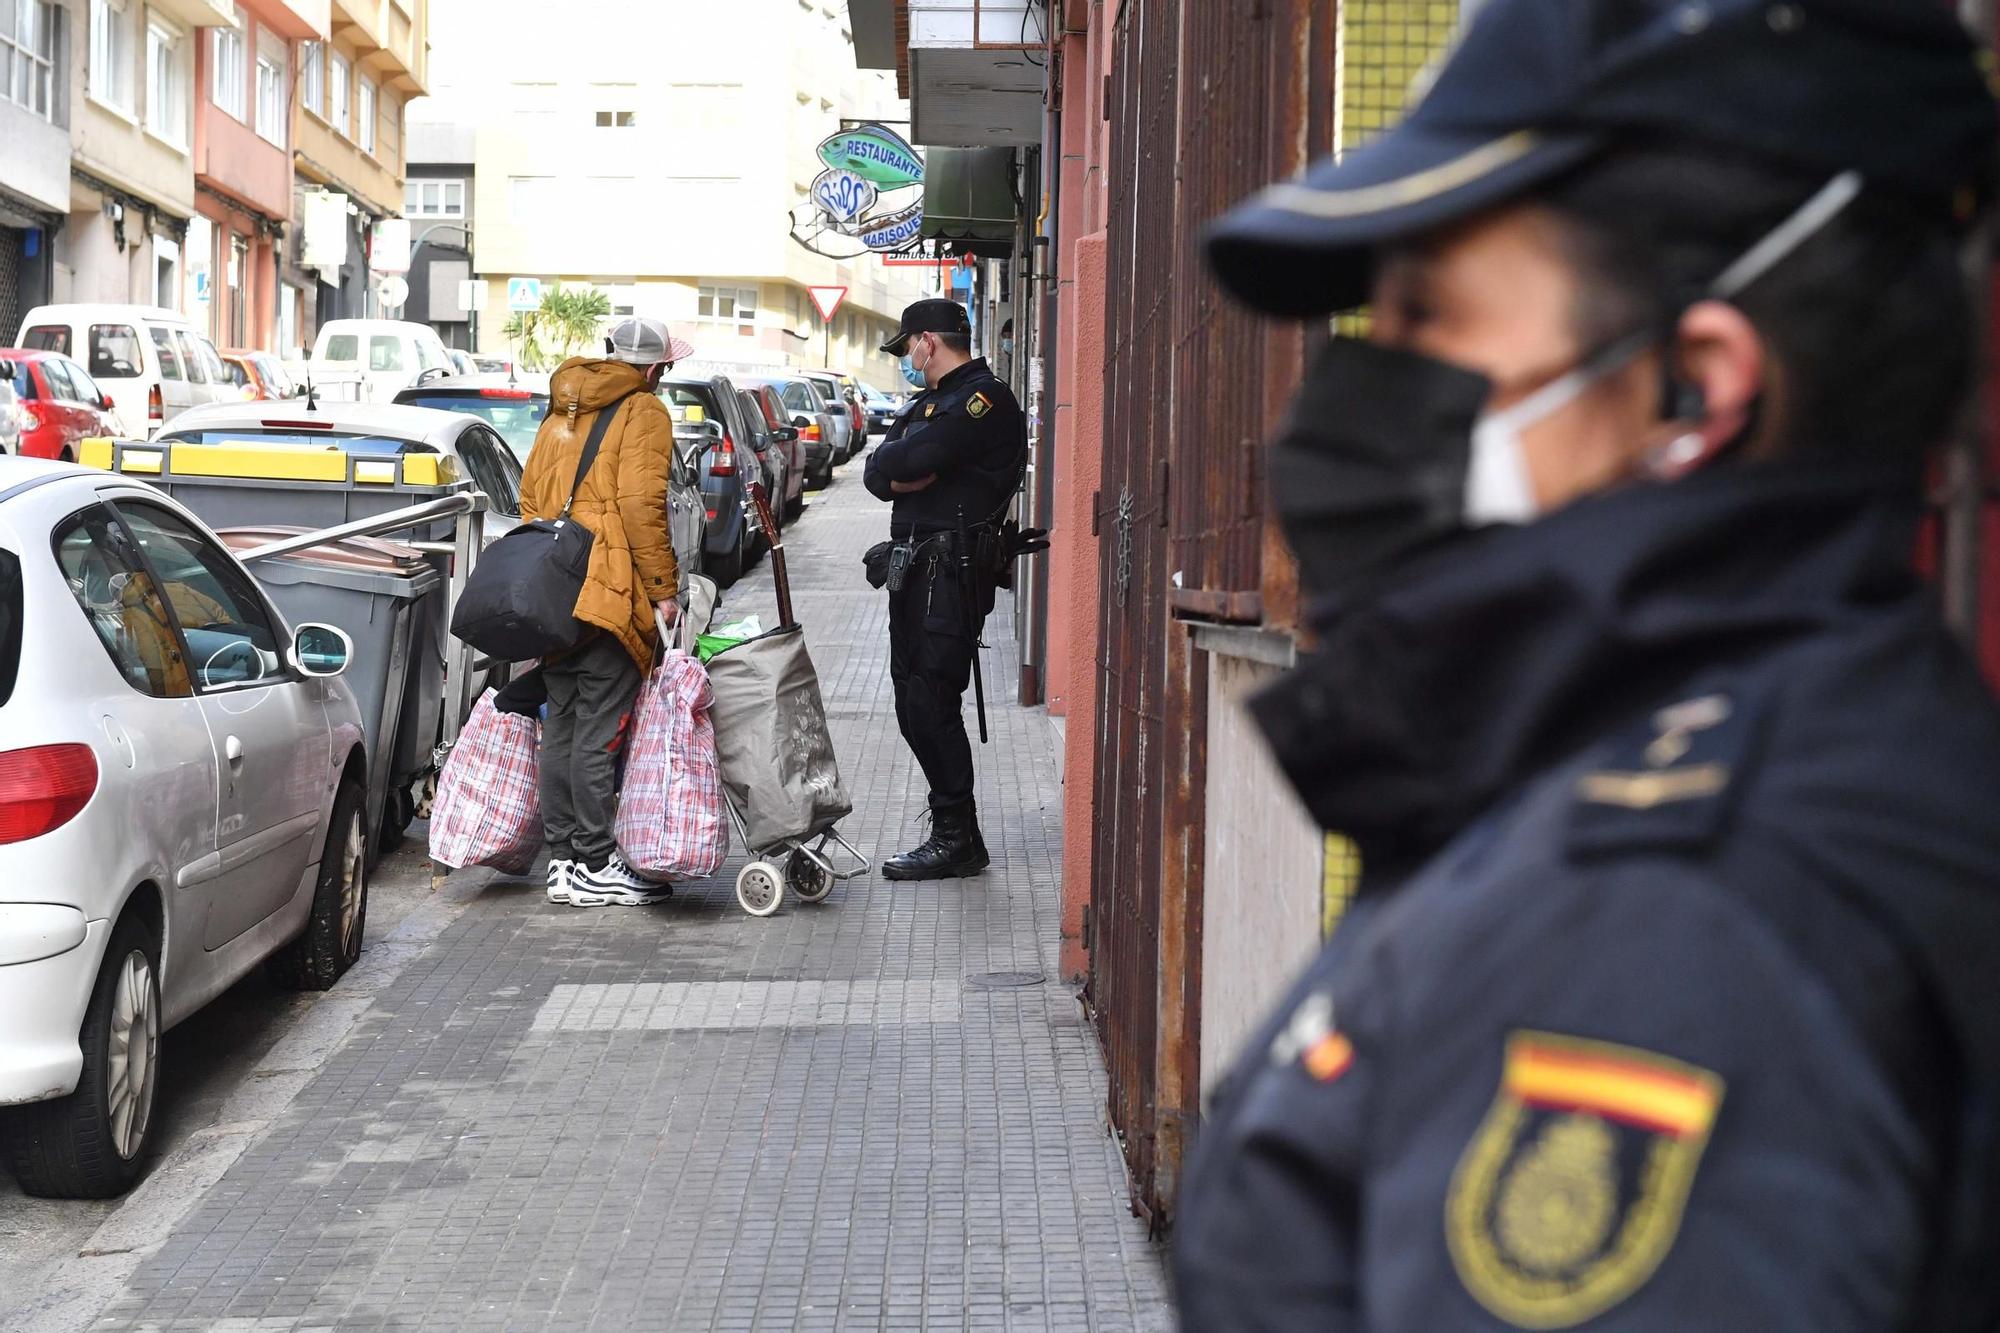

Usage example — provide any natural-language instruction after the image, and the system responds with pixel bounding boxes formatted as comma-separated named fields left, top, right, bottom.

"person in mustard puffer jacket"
left=518, top=316, right=688, bottom=908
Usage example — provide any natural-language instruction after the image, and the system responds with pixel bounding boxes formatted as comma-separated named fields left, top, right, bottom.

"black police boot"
left=882, top=804, right=990, bottom=881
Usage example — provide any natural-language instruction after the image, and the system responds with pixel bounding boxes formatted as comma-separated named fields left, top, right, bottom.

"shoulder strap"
left=560, top=389, right=641, bottom=519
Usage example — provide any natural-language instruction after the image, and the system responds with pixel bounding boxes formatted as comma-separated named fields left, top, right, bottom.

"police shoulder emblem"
left=968, top=391, right=992, bottom=419
left=925, top=402, right=937, bottom=418
left=1446, top=1031, right=1724, bottom=1329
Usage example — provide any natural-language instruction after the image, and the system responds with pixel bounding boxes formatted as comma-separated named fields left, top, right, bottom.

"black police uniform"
left=1172, top=466, right=2000, bottom=1331
left=863, top=355, right=1025, bottom=859
left=1175, top=0, right=2000, bottom=1325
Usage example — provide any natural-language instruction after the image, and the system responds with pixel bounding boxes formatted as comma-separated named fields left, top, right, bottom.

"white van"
left=13, top=304, right=236, bottom=437
left=310, top=319, right=453, bottom=402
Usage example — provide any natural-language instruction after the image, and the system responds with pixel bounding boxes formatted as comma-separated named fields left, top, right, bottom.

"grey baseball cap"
left=604, top=317, right=695, bottom=367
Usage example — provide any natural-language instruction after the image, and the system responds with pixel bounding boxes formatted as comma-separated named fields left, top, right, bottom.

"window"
left=193, top=336, right=228, bottom=386
left=65, top=360, right=107, bottom=407
left=89, top=325, right=142, bottom=379
left=322, top=333, right=357, bottom=361
left=0, top=550, right=18, bottom=710
left=356, top=75, right=375, bottom=152
left=40, top=357, right=77, bottom=401
left=56, top=506, right=194, bottom=699
left=697, top=285, right=758, bottom=332
left=608, top=283, right=637, bottom=317
left=116, top=503, right=283, bottom=691
left=328, top=48, right=348, bottom=134
left=149, top=326, right=183, bottom=381
left=90, top=0, right=135, bottom=112
left=453, top=428, right=522, bottom=518
left=174, top=330, right=209, bottom=384
left=144, top=19, right=188, bottom=146
left=23, top=324, right=70, bottom=355
left=1, top=0, right=59, bottom=121
left=254, top=35, right=284, bottom=145
left=593, top=109, right=636, bottom=128
left=508, top=175, right=556, bottom=227
left=209, top=23, right=244, bottom=120
left=227, top=234, right=249, bottom=347
left=367, top=335, right=405, bottom=372
left=666, top=83, right=743, bottom=135
left=402, top=178, right=465, bottom=219
left=298, top=39, right=321, bottom=114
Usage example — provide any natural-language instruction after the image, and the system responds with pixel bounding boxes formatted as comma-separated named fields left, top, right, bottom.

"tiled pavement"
left=87, top=466, right=1174, bottom=1331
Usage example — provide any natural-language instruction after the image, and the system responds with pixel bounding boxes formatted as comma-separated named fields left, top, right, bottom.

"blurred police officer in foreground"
left=864, top=299, right=1026, bottom=879
left=1173, top=1, right=2000, bottom=1328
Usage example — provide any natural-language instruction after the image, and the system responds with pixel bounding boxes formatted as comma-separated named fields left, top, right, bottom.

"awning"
left=920, top=147, right=1018, bottom=258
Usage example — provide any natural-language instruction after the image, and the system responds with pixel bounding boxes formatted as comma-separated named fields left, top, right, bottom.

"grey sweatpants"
left=538, top=634, right=642, bottom=869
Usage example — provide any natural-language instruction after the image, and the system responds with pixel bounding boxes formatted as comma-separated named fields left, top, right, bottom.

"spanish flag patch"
left=1447, top=1032, right=1723, bottom=1329
left=967, top=391, right=992, bottom=419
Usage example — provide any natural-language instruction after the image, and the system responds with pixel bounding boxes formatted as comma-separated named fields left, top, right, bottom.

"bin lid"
left=217, top=526, right=442, bottom=599
left=216, top=527, right=431, bottom=574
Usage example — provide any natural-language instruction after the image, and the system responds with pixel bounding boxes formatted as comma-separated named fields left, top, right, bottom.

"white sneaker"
left=546, top=858, right=575, bottom=905
left=571, top=855, right=671, bottom=906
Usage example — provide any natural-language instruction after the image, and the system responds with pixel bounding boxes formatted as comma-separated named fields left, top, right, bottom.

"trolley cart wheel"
left=736, top=861, right=784, bottom=917
left=786, top=849, right=832, bottom=904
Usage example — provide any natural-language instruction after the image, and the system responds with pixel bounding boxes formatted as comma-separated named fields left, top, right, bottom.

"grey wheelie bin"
left=217, top=531, right=441, bottom=859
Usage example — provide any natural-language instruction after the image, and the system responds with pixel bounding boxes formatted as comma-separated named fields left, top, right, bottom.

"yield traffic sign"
left=808, top=285, right=847, bottom=323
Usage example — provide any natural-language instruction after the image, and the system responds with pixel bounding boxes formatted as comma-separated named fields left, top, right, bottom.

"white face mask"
left=1464, top=355, right=1626, bottom=526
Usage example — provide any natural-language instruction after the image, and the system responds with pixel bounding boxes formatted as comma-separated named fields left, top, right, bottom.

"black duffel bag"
left=451, top=390, right=637, bottom=660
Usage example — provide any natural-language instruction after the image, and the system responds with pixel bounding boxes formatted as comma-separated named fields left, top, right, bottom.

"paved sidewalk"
left=87, top=468, right=1173, bottom=1332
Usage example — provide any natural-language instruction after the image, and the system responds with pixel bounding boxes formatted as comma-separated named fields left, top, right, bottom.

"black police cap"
left=1208, top=0, right=1999, bottom=317
left=883, top=298, right=973, bottom=355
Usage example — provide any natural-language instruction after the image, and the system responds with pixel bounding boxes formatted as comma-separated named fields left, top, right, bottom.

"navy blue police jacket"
left=1171, top=460, right=2000, bottom=1332
left=863, top=357, right=1024, bottom=535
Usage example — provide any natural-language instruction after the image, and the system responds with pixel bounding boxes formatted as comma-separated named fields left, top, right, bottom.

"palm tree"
left=540, top=287, right=612, bottom=363
left=499, top=287, right=612, bottom=370
left=500, top=309, right=548, bottom=370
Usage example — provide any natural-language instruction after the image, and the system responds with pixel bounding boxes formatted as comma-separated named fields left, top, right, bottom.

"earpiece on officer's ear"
left=1662, top=374, right=1706, bottom=425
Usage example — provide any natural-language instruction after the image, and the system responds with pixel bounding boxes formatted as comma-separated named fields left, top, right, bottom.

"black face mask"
left=1269, top=338, right=1495, bottom=600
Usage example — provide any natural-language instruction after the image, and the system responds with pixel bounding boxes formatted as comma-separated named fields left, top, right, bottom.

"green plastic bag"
left=695, top=633, right=746, bottom=664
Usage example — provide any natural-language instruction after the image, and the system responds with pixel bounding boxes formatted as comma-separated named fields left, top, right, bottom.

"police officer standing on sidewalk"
left=864, top=298, right=1026, bottom=880
left=1171, top=0, right=2000, bottom=1329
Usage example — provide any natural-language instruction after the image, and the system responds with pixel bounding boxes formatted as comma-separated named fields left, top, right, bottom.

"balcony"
left=147, top=0, right=238, bottom=28
left=847, top=0, right=1044, bottom=148
left=330, top=0, right=427, bottom=96
left=238, top=0, right=331, bottom=40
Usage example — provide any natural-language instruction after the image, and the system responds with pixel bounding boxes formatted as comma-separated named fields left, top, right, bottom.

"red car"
left=220, top=350, right=296, bottom=402
left=0, top=348, right=122, bottom=461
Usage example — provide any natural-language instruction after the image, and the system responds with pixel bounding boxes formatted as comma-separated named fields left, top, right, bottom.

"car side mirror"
left=773, top=426, right=797, bottom=443
left=290, top=623, right=353, bottom=678
left=99, top=393, right=115, bottom=411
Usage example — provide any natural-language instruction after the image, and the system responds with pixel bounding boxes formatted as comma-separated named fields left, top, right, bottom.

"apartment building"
left=286, top=0, right=425, bottom=348
left=191, top=0, right=325, bottom=351
left=410, top=0, right=927, bottom=388
left=1, top=0, right=70, bottom=336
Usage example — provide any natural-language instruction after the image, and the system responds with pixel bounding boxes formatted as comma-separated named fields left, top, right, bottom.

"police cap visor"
left=1206, top=0, right=1998, bottom=316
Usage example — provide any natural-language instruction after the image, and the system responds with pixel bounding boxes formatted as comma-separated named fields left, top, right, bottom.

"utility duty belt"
left=863, top=519, right=1049, bottom=594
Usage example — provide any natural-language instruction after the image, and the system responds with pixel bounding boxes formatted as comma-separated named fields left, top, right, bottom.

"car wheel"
left=2, top=915, right=162, bottom=1198
left=268, top=780, right=368, bottom=992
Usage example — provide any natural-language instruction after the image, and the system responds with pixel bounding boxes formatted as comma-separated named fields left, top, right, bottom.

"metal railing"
left=237, top=490, right=488, bottom=749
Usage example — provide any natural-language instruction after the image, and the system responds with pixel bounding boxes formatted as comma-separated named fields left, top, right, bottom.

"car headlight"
left=0, top=903, right=89, bottom=965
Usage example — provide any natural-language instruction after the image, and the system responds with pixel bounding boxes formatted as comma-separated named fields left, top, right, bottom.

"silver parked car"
left=0, top=457, right=367, bottom=1198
